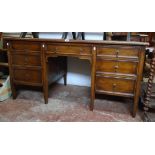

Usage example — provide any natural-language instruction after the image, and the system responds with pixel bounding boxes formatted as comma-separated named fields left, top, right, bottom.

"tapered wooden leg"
left=133, top=48, right=145, bottom=117
left=90, top=47, right=97, bottom=111
left=42, top=44, right=48, bottom=104
left=43, top=60, right=48, bottom=104
left=64, top=74, right=67, bottom=86
left=133, top=96, right=139, bottom=117
left=64, top=57, right=67, bottom=86
left=11, top=83, right=17, bottom=99
left=44, top=88, right=48, bottom=104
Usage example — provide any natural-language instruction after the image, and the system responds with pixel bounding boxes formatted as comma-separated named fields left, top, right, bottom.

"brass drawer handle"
left=114, top=65, right=119, bottom=69
left=112, top=83, right=117, bottom=91
left=116, top=50, right=120, bottom=57
left=114, top=65, right=119, bottom=72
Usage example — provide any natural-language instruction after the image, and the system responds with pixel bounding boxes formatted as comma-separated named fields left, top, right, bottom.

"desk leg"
left=42, top=43, right=48, bottom=104
left=90, top=47, right=97, bottom=111
left=64, top=57, right=67, bottom=86
left=64, top=74, right=67, bottom=86
left=11, top=82, right=17, bottom=99
left=43, top=60, right=48, bottom=104
left=133, top=49, right=145, bottom=117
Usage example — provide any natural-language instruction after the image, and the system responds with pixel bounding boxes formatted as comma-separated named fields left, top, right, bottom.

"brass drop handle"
left=114, top=65, right=119, bottom=72
left=116, top=50, right=119, bottom=57
left=112, top=83, right=117, bottom=91
left=114, top=65, right=119, bottom=69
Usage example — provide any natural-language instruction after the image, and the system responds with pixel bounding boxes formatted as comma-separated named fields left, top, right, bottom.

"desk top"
left=3, top=38, right=149, bottom=46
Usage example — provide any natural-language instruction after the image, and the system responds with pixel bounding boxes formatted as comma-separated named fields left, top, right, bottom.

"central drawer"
left=96, top=59, right=137, bottom=74
left=95, top=76, right=135, bottom=94
left=11, top=53, right=41, bottom=66
left=13, top=68, right=42, bottom=84
left=47, top=45, right=91, bottom=56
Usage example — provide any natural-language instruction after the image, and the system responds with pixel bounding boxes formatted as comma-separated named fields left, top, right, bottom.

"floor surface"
left=0, top=84, right=143, bottom=122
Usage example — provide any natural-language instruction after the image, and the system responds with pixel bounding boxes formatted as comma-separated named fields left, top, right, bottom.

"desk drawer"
left=11, top=42, right=41, bottom=51
left=13, top=68, right=42, bottom=84
left=95, top=76, right=135, bottom=94
left=97, top=46, right=139, bottom=58
left=47, top=45, right=91, bottom=55
left=11, top=54, right=41, bottom=66
left=96, top=59, right=137, bottom=74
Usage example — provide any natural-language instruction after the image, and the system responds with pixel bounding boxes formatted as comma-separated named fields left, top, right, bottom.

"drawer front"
left=11, top=54, right=41, bottom=66
left=96, top=60, right=137, bottom=74
left=97, top=46, right=139, bottom=58
left=47, top=45, right=91, bottom=55
left=96, top=76, right=135, bottom=94
left=11, top=42, right=41, bottom=51
left=13, top=68, right=42, bottom=84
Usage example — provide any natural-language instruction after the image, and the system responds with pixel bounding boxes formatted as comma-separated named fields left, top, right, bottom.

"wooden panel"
left=95, top=76, right=135, bottom=94
left=97, top=46, right=139, bottom=58
left=11, top=53, right=41, bottom=66
left=96, top=59, right=137, bottom=74
left=13, top=68, right=42, bottom=84
left=47, top=45, right=91, bottom=56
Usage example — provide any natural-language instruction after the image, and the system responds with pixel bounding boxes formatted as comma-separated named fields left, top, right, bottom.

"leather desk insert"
left=4, top=38, right=148, bottom=117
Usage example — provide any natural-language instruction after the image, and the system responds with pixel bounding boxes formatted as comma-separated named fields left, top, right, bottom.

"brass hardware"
left=114, top=65, right=119, bottom=69
left=116, top=50, right=119, bottom=58
left=112, top=83, right=117, bottom=91
left=93, top=46, right=96, bottom=51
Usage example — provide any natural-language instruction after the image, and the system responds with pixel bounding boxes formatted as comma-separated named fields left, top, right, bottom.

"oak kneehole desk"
left=4, top=38, right=149, bottom=117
